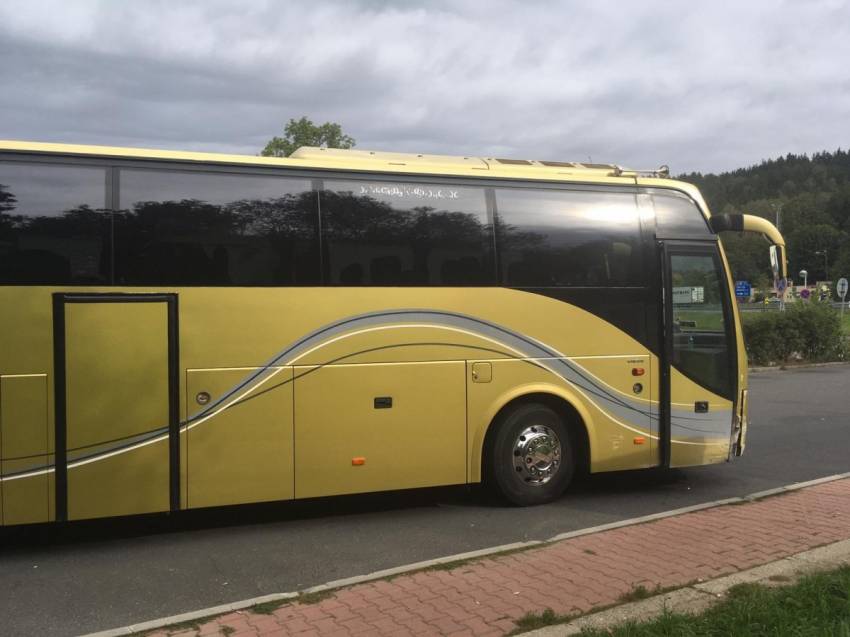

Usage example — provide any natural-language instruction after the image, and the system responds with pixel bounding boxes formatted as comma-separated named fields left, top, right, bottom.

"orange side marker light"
left=632, top=368, right=645, bottom=376
left=633, top=437, right=646, bottom=445
left=352, top=457, right=366, bottom=466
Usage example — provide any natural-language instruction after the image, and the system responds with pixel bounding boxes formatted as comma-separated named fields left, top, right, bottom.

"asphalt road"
left=1, top=365, right=849, bottom=636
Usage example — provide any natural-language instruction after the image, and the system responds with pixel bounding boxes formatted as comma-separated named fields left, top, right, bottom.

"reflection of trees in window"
left=0, top=180, right=110, bottom=284
left=497, top=216, right=638, bottom=287
left=0, top=173, right=646, bottom=289
left=494, top=190, right=643, bottom=287
left=0, top=183, right=16, bottom=213
left=319, top=189, right=494, bottom=285
left=0, top=183, right=19, bottom=238
left=115, top=191, right=320, bottom=285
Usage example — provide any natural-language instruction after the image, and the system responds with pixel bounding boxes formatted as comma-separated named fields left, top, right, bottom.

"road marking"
left=82, top=471, right=850, bottom=637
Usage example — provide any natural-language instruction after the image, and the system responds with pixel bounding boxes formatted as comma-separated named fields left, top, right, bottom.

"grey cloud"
left=1, top=0, right=849, bottom=173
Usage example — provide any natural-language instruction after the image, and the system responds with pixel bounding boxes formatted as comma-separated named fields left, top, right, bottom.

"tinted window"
left=495, top=189, right=643, bottom=287
left=116, top=170, right=319, bottom=285
left=670, top=252, right=733, bottom=398
left=320, top=180, right=493, bottom=285
left=653, top=191, right=710, bottom=238
left=0, top=162, right=109, bottom=284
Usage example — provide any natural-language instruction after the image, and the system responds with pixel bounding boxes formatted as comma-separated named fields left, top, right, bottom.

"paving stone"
left=149, top=478, right=850, bottom=637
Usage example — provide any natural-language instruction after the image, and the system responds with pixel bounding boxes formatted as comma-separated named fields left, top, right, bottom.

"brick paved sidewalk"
left=150, top=478, right=850, bottom=637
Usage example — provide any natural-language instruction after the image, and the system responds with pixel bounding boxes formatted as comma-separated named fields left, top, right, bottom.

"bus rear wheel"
left=487, top=403, right=575, bottom=506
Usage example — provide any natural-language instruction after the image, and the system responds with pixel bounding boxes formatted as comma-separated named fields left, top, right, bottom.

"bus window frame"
left=1, top=151, right=650, bottom=289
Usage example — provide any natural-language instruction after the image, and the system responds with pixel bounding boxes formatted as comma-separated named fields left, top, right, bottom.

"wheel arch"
left=472, top=385, right=594, bottom=484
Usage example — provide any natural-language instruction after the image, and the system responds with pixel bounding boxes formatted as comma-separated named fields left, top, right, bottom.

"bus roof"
left=0, top=139, right=710, bottom=211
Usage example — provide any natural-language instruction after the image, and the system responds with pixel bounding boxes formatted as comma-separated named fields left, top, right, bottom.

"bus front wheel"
left=487, top=403, right=575, bottom=506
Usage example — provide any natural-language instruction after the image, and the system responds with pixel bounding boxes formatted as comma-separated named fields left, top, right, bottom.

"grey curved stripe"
left=0, top=427, right=172, bottom=480
left=0, top=456, right=47, bottom=476
left=182, top=308, right=691, bottom=443
left=0, top=309, right=731, bottom=480
left=187, top=309, right=657, bottom=425
left=0, top=339, right=525, bottom=480
left=671, top=416, right=732, bottom=436
left=66, top=427, right=170, bottom=464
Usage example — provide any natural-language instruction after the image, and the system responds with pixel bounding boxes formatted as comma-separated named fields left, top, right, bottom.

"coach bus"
left=0, top=141, right=786, bottom=525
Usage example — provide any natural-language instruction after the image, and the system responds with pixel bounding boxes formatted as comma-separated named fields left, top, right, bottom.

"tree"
left=0, top=183, right=17, bottom=213
left=786, top=223, right=846, bottom=281
left=261, top=117, right=355, bottom=157
left=679, top=149, right=850, bottom=285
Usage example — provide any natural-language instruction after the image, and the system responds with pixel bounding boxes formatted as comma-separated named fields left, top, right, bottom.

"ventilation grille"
left=495, top=158, right=534, bottom=165
left=538, top=160, right=577, bottom=168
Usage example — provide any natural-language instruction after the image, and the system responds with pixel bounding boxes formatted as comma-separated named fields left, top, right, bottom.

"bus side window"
left=494, top=188, right=643, bottom=288
left=319, top=181, right=494, bottom=286
left=652, top=191, right=712, bottom=239
left=114, top=169, right=320, bottom=286
left=0, top=162, right=109, bottom=285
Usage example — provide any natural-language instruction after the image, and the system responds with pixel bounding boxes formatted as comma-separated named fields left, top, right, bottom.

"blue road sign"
left=735, top=281, right=752, bottom=298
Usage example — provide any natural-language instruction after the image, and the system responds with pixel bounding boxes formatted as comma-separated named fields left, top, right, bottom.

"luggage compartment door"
left=294, top=361, right=466, bottom=498
left=55, top=293, right=178, bottom=521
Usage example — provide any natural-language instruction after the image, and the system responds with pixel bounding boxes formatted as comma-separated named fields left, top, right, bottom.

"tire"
left=486, top=402, right=575, bottom=506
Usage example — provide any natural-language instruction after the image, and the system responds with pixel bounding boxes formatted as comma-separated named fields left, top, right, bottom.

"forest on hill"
left=680, top=149, right=850, bottom=289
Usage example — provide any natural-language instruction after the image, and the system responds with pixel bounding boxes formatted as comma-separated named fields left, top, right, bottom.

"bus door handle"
left=694, top=401, right=709, bottom=413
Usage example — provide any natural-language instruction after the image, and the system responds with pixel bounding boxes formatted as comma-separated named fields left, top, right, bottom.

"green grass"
left=674, top=310, right=725, bottom=332
left=579, top=565, right=850, bottom=636
left=295, top=589, right=336, bottom=605
left=509, top=584, right=689, bottom=635
left=508, top=608, right=576, bottom=635
left=250, top=589, right=334, bottom=615
left=618, top=584, right=663, bottom=603
left=841, top=311, right=850, bottom=335
left=250, top=599, right=287, bottom=615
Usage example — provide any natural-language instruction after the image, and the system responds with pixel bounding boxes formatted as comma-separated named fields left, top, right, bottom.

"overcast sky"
left=1, top=0, right=848, bottom=174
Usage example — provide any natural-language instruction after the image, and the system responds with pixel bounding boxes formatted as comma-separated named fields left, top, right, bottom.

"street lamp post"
left=800, top=269, right=808, bottom=288
left=771, top=202, right=783, bottom=232
left=815, top=250, right=829, bottom=281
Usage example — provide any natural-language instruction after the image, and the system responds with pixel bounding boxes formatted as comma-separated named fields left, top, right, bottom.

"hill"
left=679, top=149, right=850, bottom=287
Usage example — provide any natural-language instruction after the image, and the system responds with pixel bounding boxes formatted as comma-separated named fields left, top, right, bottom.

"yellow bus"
left=0, top=141, right=786, bottom=525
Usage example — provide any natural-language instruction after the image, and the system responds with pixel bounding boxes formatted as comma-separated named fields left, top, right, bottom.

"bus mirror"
left=769, top=245, right=780, bottom=278
left=769, top=244, right=786, bottom=280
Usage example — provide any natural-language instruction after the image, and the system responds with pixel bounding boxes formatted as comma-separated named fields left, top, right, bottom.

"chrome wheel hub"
left=513, top=425, right=561, bottom=485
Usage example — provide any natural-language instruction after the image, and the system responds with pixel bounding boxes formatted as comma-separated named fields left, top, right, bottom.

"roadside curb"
left=520, top=537, right=850, bottom=635
left=749, top=360, right=850, bottom=372
left=83, top=472, right=850, bottom=637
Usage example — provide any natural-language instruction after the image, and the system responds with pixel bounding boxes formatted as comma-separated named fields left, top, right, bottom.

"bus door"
left=53, top=293, right=179, bottom=521
left=662, top=244, right=737, bottom=468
